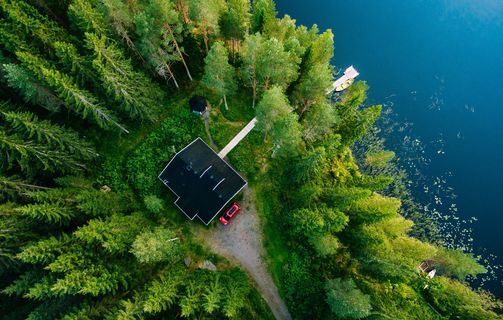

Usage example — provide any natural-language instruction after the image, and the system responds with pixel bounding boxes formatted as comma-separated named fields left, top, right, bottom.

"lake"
left=276, top=0, right=503, bottom=296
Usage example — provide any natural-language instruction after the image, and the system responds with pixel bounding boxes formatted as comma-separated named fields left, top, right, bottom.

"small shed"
left=189, top=96, right=208, bottom=114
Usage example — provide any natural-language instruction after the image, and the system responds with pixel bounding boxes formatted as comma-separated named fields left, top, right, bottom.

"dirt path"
left=199, top=187, right=292, bottom=320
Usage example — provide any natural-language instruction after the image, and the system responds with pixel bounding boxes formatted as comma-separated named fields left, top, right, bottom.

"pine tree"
left=202, top=42, right=237, bottom=110
left=255, top=86, right=292, bottom=140
left=16, top=51, right=128, bottom=133
left=293, top=63, right=333, bottom=116
left=325, top=278, right=372, bottom=319
left=101, top=0, right=138, bottom=55
left=85, top=33, right=163, bottom=121
left=251, top=0, right=276, bottom=34
left=186, top=0, right=226, bottom=53
left=134, top=9, right=180, bottom=88
left=308, top=30, right=334, bottom=65
left=221, top=0, right=251, bottom=60
left=135, top=0, right=192, bottom=83
left=256, top=37, right=298, bottom=91
left=349, top=193, right=401, bottom=224
left=302, top=102, right=338, bottom=143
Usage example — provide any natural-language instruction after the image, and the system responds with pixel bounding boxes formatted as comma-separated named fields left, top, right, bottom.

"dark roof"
left=189, top=95, right=207, bottom=112
left=158, top=138, right=247, bottom=225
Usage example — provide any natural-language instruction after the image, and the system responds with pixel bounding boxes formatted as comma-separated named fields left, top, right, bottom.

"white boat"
left=327, top=65, right=360, bottom=94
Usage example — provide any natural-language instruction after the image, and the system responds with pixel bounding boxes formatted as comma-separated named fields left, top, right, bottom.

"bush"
left=126, top=108, right=204, bottom=198
left=144, top=195, right=164, bottom=215
left=131, top=227, right=182, bottom=264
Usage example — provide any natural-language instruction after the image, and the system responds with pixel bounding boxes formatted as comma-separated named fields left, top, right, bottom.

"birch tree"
left=241, top=33, right=263, bottom=108
left=202, top=42, right=237, bottom=110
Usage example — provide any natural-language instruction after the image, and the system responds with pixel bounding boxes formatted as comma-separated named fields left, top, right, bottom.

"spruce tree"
left=68, top=0, right=108, bottom=36
left=0, top=19, right=37, bottom=55
left=0, top=129, right=86, bottom=175
left=16, top=51, right=128, bottom=133
left=202, top=275, right=223, bottom=314
left=53, top=41, right=99, bottom=87
left=2, top=64, right=64, bottom=112
left=141, top=269, right=183, bottom=314
left=1, top=108, right=97, bottom=160
left=85, top=33, right=163, bottom=122
left=0, top=0, right=68, bottom=49
left=0, top=175, right=49, bottom=200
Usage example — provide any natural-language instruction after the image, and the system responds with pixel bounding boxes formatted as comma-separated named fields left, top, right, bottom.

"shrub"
left=144, top=195, right=165, bottom=215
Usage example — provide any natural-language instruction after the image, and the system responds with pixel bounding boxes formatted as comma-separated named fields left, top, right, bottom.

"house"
left=158, top=138, right=247, bottom=225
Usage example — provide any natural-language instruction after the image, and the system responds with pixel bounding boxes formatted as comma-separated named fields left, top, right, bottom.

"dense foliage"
left=0, top=0, right=501, bottom=319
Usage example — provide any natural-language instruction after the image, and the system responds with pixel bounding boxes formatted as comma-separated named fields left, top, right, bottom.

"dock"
left=327, top=65, right=360, bottom=94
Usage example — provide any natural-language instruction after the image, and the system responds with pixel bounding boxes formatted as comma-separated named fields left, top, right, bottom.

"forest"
left=0, top=0, right=502, bottom=319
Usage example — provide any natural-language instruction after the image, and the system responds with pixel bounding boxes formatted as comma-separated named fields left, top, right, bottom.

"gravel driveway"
left=201, top=187, right=292, bottom=320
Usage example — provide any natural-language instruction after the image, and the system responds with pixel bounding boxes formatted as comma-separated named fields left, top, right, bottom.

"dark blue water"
left=277, top=0, right=503, bottom=295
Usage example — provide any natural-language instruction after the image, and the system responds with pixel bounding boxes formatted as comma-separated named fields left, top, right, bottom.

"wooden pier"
left=327, top=65, right=360, bottom=94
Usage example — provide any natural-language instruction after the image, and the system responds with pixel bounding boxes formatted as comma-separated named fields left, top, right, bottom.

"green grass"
left=219, top=87, right=255, bottom=122
left=244, top=284, right=277, bottom=320
left=253, top=182, right=290, bottom=298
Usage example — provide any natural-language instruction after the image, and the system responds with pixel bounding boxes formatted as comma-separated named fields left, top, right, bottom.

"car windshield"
left=228, top=207, right=236, bottom=215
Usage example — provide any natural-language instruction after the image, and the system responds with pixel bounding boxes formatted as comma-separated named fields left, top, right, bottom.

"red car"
left=219, top=203, right=241, bottom=225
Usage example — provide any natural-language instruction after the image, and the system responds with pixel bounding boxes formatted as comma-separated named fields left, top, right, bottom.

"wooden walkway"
left=218, top=117, right=258, bottom=159
left=218, top=66, right=358, bottom=158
